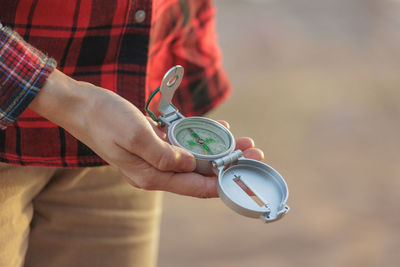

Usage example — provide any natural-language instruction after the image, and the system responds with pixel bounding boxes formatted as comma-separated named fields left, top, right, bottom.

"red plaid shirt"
left=0, top=0, right=230, bottom=167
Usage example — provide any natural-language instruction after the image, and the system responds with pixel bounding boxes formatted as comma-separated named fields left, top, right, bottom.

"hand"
left=29, top=70, right=264, bottom=198
left=139, top=119, right=264, bottom=198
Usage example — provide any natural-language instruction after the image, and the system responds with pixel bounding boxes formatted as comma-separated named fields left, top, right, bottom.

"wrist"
left=29, top=69, right=90, bottom=134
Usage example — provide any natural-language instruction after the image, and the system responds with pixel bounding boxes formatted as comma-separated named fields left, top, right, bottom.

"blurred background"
left=159, top=0, right=400, bottom=266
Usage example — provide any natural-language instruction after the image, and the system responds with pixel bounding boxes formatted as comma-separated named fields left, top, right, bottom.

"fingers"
left=118, top=117, right=263, bottom=197
left=119, top=138, right=262, bottom=198
left=138, top=116, right=264, bottom=173
left=146, top=117, right=167, bottom=141
left=120, top=117, right=195, bottom=173
left=235, top=137, right=264, bottom=160
left=138, top=135, right=196, bottom=172
left=156, top=172, right=219, bottom=198
left=119, top=152, right=218, bottom=198
left=125, top=172, right=218, bottom=198
left=216, top=120, right=230, bottom=129
left=236, top=137, right=255, bottom=151
left=217, top=122, right=264, bottom=160
left=243, top=147, right=264, bottom=161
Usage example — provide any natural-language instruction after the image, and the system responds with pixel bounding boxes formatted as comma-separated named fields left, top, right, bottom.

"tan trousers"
left=0, top=163, right=162, bottom=267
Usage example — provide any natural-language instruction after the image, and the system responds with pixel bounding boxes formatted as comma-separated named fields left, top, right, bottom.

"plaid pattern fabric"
left=0, top=0, right=230, bottom=167
left=0, top=24, right=56, bottom=129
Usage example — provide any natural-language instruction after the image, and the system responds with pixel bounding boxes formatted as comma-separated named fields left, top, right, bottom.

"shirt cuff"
left=0, top=24, right=57, bottom=129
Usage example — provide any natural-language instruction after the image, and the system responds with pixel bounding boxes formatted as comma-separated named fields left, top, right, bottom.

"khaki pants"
left=0, top=163, right=162, bottom=267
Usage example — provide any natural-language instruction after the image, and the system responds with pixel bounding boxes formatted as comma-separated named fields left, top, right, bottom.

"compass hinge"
left=159, top=110, right=184, bottom=126
left=212, top=150, right=243, bottom=169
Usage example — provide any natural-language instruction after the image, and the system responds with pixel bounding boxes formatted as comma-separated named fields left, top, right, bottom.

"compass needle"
left=210, top=142, right=224, bottom=150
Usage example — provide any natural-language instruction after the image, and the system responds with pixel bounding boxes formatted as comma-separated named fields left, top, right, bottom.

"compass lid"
left=158, top=65, right=184, bottom=116
left=216, top=158, right=289, bottom=223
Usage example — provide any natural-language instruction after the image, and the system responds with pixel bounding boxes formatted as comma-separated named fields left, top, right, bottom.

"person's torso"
left=0, top=0, right=230, bottom=167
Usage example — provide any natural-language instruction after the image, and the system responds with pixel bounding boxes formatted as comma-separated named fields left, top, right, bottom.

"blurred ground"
left=159, top=0, right=400, bottom=266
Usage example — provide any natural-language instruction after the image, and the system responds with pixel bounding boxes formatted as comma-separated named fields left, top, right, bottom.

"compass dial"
left=171, top=117, right=234, bottom=158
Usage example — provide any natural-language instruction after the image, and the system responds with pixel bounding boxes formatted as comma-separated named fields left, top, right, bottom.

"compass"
left=172, top=117, right=233, bottom=157
left=145, top=66, right=290, bottom=223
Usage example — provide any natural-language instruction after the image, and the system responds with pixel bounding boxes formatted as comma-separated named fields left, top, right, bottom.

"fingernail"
left=259, top=149, right=265, bottom=160
left=184, top=153, right=196, bottom=171
left=178, top=149, right=196, bottom=171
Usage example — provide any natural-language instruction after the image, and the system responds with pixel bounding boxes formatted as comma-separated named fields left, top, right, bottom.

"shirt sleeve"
left=0, top=23, right=57, bottom=129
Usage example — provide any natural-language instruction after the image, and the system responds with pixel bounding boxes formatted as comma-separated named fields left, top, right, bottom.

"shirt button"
left=135, top=10, right=146, bottom=23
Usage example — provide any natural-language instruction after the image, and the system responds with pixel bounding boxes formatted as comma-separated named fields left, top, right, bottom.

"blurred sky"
left=159, top=1, right=400, bottom=266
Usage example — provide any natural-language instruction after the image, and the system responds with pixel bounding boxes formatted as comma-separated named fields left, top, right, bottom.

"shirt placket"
left=117, top=0, right=152, bottom=113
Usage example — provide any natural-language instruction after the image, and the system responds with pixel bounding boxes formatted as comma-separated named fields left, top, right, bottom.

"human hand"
left=139, top=119, right=264, bottom=198
left=29, top=70, right=264, bottom=198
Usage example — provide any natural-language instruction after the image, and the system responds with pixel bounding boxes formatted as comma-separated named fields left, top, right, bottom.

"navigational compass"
left=145, top=66, right=290, bottom=223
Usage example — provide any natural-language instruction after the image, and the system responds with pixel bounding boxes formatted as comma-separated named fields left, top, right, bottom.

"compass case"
left=217, top=158, right=289, bottom=223
left=167, top=117, right=236, bottom=175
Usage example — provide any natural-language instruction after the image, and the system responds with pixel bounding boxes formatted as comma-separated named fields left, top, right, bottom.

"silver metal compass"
left=146, top=65, right=290, bottom=223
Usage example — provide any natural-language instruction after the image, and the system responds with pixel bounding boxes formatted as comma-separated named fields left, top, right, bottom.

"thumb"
left=147, top=139, right=196, bottom=172
left=131, top=125, right=196, bottom=172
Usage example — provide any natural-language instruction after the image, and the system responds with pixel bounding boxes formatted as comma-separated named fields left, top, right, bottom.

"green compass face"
left=172, top=118, right=233, bottom=157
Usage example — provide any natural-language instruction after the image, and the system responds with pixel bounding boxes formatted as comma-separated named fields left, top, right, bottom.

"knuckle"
left=197, top=179, right=217, bottom=199
left=135, top=177, right=156, bottom=190
left=128, top=126, right=147, bottom=148
left=155, top=151, right=174, bottom=171
left=120, top=155, right=161, bottom=191
left=197, top=189, right=213, bottom=199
